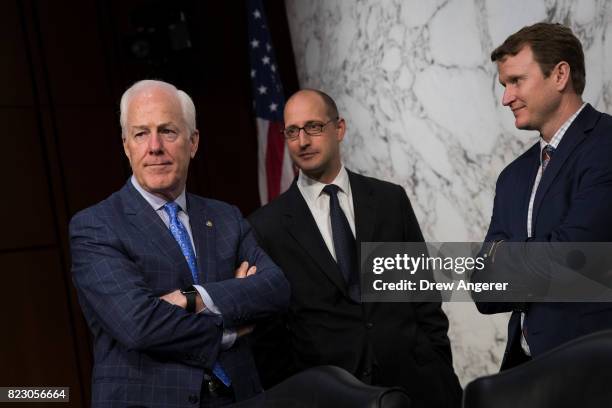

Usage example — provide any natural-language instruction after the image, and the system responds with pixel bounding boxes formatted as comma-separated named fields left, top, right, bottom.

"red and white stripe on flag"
left=256, top=118, right=294, bottom=205
left=247, top=0, right=295, bottom=206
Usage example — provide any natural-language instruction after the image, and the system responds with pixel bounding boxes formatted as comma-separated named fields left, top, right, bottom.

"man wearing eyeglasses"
left=248, top=89, right=461, bottom=408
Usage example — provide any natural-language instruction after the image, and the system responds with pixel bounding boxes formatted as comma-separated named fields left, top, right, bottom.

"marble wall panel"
left=285, top=0, right=612, bottom=384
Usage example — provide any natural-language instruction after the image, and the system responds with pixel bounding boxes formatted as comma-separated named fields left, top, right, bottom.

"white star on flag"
left=248, top=0, right=294, bottom=205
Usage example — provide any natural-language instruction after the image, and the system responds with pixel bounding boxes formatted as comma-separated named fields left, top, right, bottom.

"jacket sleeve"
left=246, top=222, right=296, bottom=389
left=70, top=210, right=223, bottom=369
left=200, top=206, right=290, bottom=328
left=471, top=171, right=518, bottom=315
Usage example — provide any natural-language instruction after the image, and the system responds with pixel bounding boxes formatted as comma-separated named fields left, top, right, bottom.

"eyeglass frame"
left=281, top=117, right=339, bottom=141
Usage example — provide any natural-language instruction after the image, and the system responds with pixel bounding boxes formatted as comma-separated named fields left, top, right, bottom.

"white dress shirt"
left=297, top=165, right=356, bottom=260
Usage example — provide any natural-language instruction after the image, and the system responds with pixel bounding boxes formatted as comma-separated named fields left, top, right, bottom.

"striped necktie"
left=542, top=145, right=555, bottom=172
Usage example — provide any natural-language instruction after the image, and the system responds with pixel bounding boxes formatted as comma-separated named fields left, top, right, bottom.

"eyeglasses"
left=282, top=117, right=338, bottom=141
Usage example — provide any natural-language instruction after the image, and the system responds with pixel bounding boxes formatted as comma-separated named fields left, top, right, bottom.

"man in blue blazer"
left=70, top=80, right=289, bottom=407
left=475, top=23, right=612, bottom=370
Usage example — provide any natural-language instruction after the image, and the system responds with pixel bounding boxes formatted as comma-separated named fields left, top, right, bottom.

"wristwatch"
left=180, top=285, right=198, bottom=313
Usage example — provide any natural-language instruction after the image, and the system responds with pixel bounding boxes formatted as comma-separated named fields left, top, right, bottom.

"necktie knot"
left=323, top=184, right=341, bottom=197
left=543, top=145, right=555, bottom=159
left=542, top=145, right=555, bottom=172
left=163, top=202, right=180, bottom=220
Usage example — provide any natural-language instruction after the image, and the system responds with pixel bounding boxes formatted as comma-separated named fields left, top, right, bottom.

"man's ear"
left=189, top=130, right=200, bottom=159
left=336, top=118, right=346, bottom=142
left=553, top=61, right=572, bottom=92
left=122, top=136, right=132, bottom=163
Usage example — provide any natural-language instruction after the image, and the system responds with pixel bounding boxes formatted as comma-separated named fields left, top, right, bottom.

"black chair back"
left=261, top=365, right=411, bottom=408
left=464, top=329, right=612, bottom=408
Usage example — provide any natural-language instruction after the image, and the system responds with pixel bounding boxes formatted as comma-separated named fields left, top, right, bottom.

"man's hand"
left=159, top=261, right=257, bottom=314
left=235, top=261, right=257, bottom=278
left=160, top=290, right=187, bottom=308
left=237, top=325, right=255, bottom=338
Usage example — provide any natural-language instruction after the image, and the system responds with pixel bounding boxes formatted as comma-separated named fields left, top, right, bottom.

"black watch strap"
left=181, top=285, right=197, bottom=313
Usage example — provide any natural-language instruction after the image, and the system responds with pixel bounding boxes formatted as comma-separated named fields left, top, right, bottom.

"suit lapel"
left=348, top=170, right=377, bottom=244
left=121, top=181, right=194, bottom=286
left=282, top=181, right=349, bottom=297
left=187, top=194, right=217, bottom=283
left=532, top=105, right=597, bottom=231
left=347, top=170, right=377, bottom=312
left=518, top=146, right=541, bottom=237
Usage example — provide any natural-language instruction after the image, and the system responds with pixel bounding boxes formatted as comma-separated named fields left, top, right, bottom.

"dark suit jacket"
left=248, top=170, right=462, bottom=408
left=476, top=104, right=612, bottom=369
left=70, top=180, right=289, bottom=407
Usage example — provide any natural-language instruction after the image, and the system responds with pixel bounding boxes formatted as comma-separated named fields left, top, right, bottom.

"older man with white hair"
left=70, top=79, right=289, bottom=407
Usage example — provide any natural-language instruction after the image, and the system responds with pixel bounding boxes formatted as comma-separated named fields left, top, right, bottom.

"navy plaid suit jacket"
left=70, top=180, right=289, bottom=407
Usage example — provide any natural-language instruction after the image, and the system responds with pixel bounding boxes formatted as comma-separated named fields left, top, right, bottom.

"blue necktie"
left=162, top=202, right=231, bottom=387
left=163, top=202, right=199, bottom=283
left=322, top=185, right=360, bottom=302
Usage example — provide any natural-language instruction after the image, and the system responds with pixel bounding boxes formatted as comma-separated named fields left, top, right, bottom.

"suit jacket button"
left=188, top=394, right=199, bottom=404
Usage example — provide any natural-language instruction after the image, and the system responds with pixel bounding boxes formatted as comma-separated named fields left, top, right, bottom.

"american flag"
left=247, top=0, right=295, bottom=205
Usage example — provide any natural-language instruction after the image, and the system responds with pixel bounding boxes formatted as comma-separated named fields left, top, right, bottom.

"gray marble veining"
left=285, top=0, right=612, bottom=385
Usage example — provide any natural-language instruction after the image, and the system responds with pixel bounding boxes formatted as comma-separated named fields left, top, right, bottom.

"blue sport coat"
left=478, top=104, right=612, bottom=369
left=70, top=180, right=289, bottom=407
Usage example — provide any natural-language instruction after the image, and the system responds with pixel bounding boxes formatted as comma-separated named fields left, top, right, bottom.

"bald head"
left=284, top=89, right=339, bottom=122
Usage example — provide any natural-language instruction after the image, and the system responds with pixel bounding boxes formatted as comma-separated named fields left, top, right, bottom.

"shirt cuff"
left=221, top=329, right=237, bottom=350
left=193, top=285, right=220, bottom=315
left=194, top=285, right=236, bottom=349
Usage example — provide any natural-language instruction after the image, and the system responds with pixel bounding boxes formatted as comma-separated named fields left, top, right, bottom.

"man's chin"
left=140, top=178, right=182, bottom=199
left=298, top=162, right=322, bottom=175
left=514, top=119, right=534, bottom=131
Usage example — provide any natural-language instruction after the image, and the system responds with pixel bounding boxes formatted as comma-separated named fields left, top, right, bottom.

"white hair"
left=119, top=79, right=196, bottom=138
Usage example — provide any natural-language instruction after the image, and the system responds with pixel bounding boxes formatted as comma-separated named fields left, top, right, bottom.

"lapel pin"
left=206, top=220, right=213, bottom=228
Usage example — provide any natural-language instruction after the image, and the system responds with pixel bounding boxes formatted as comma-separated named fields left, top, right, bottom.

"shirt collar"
left=539, top=102, right=587, bottom=151
left=130, top=175, right=188, bottom=213
left=297, top=165, right=351, bottom=201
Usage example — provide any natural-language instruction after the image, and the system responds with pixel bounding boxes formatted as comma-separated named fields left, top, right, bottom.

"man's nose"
left=298, top=129, right=310, bottom=148
left=501, top=87, right=515, bottom=106
left=148, top=132, right=163, bottom=153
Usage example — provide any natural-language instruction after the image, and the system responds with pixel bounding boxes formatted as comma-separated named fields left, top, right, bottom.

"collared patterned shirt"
left=522, top=102, right=586, bottom=356
left=526, top=103, right=586, bottom=237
